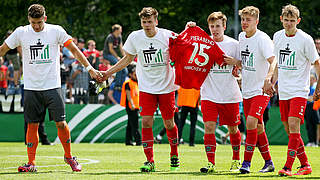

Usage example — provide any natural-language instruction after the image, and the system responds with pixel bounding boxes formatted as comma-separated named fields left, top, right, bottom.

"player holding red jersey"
left=194, top=12, right=242, bottom=173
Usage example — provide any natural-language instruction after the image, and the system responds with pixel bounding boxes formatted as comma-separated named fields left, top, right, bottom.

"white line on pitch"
left=3, top=155, right=100, bottom=169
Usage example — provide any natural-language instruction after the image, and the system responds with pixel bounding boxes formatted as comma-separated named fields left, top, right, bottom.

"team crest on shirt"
left=279, top=44, right=297, bottom=70
left=241, top=45, right=255, bottom=71
left=29, top=39, right=52, bottom=65
left=210, top=62, right=230, bottom=73
left=142, top=43, right=166, bottom=67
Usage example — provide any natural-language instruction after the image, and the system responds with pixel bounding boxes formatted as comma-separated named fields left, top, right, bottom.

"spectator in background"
left=71, top=62, right=89, bottom=104
left=120, top=63, right=141, bottom=146
left=315, top=38, right=320, bottom=55
left=84, top=40, right=99, bottom=69
left=0, top=57, right=8, bottom=94
left=84, top=40, right=100, bottom=104
left=6, top=60, right=15, bottom=95
left=5, top=31, right=22, bottom=94
left=177, top=87, right=199, bottom=147
left=77, top=38, right=86, bottom=52
left=108, top=81, right=121, bottom=104
left=304, top=74, right=319, bottom=147
left=103, top=24, right=128, bottom=94
left=99, top=58, right=112, bottom=104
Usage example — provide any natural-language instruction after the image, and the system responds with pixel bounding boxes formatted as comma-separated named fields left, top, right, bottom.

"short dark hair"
left=139, top=7, right=158, bottom=19
left=28, top=4, right=45, bottom=18
left=127, top=63, right=136, bottom=74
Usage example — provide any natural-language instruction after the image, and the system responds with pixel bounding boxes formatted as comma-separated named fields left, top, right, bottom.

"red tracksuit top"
left=169, top=26, right=225, bottom=89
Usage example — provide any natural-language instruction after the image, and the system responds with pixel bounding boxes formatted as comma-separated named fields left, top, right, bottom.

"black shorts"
left=24, top=88, right=66, bottom=123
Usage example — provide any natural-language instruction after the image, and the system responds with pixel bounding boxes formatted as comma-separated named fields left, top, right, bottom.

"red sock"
left=57, top=124, right=72, bottom=158
left=166, top=125, right=179, bottom=157
left=244, top=128, right=258, bottom=162
left=142, top=128, right=154, bottom=162
left=204, top=133, right=216, bottom=164
left=229, top=130, right=241, bottom=160
left=284, top=133, right=300, bottom=170
left=257, top=131, right=271, bottom=161
left=296, top=136, right=309, bottom=166
left=27, top=123, right=39, bottom=165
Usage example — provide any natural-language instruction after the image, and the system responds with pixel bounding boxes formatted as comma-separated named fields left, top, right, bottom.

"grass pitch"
left=0, top=142, right=319, bottom=179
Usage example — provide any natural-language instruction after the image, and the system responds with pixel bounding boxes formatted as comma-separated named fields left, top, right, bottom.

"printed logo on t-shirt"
left=210, top=63, right=230, bottom=74
left=279, top=44, right=297, bottom=70
left=29, top=39, right=52, bottom=65
left=241, top=45, right=255, bottom=71
left=142, top=43, right=166, bottom=67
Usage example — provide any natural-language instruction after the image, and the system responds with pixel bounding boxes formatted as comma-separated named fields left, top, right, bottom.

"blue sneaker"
left=259, top=160, right=275, bottom=173
left=239, top=161, right=251, bottom=174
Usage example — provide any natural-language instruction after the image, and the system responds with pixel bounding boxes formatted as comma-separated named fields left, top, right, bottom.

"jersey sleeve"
left=259, top=34, right=274, bottom=60
left=56, top=25, right=72, bottom=46
left=123, top=32, right=136, bottom=55
left=5, top=27, right=22, bottom=49
left=304, top=35, right=320, bottom=64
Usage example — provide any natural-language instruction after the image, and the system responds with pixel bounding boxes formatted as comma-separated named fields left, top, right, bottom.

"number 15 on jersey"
left=188, top=43, right=211, bottom=67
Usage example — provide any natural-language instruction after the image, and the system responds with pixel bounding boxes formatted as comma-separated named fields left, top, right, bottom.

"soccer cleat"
left=18, top=163, right=37, bottom=172
left=170, top=155, right=180, bottom=171
left=230, top=160, right=241, bottom=172
left=200, top=162, right=216, bottom=173
left=64, top=156, right=82, bottom=172
left=278, top=167, right=292, bottom=176
left=259, top=160, right=275, bottom=173
left=140, top=161, right=155, bottom=172
left=239, top=161, right=251, bottom=174
left=294, top=165, right=312, bottom=175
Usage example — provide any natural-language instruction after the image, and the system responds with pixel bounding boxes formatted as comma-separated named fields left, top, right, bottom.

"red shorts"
left=243, top=95, right=270, bottom=124
left=139, top=91, right=176, bottom=120
left=201, top=100, right=241, bottom=126
left=279, top=97, right=307, bottom=124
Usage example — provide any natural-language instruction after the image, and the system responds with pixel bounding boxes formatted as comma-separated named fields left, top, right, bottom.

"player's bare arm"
left=263, top=56, right=276, bottom=96
left=224, top=54, right=242, bottom=68
left=66, top=41, right=103, bottom=82
left=0, top=42, right=11, bottom=57
left=101, top=51, right=135, bottom=81
left=313, top=60, right=320, bottom=101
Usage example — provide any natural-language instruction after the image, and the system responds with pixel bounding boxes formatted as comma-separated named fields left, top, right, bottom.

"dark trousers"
left=179, top=106, right=198, bottom=145
left=24, top=121, right=50, bottom=144
left=305, top=103, right=320, bottom=143
left=125, top=109, right=141, bottom=145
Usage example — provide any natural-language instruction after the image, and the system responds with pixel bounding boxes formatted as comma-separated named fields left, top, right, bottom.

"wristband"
left=86, top=65, right=93, bottom=71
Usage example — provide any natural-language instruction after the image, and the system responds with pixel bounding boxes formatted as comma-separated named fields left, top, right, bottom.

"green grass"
left=0, top=142, right=319, bottom=179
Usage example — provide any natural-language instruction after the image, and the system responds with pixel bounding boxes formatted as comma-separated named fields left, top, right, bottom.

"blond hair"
left=87, top=40, right=95, bottom=46
left=239, top=6, right=259, bottom=19
left=282, top=4, right=300, bottom=18
left=207, top=12, right=227, bottom=26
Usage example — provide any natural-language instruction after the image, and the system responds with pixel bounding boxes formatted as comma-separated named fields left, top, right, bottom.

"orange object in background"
left=313, top=99, right=320, bottom=110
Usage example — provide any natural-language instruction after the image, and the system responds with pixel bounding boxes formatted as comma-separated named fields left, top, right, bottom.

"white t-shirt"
left=5, top=24, right=71, bottom=91
left=239, top=30, right=274, bottom=99
left=273, top=29, right=319, bottom=100
left=201, top=35, right=242, bottom=103
left=123, top=28, right=179, bottom=94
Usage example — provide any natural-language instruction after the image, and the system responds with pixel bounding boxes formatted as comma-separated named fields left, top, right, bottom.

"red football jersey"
left=169, top=26, right=225, bottom=89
